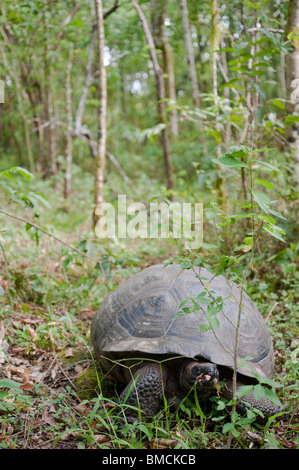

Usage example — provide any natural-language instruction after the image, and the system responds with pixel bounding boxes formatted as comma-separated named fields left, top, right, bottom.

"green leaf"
left=227, top=145, right=251, bottom=155
left=285, top=115, right=299, bottom=125
left=253, top=384, right=266, bottom=401
left=243, top=236, right=253, bottom=246
left=257, top=213, right=276, bottom=225
left=251, top=190, right=271, bottom=212
left=248, top=1, right=261, bottom=10
left=218, top=217, right=236, bottom=227
left=288, top=31, right=299, bottom=40
left=231, top=410, right=239, bottom=423
left=212, top=155, right=248, bottom=169
left=235, top=41, right=249, bottom=52
left=198, top=323, right=212, bottom=332
left=180, top=261, right=192, bottom=270
left=194, top=389, right=206, bottom=418
left=194, top=291, right=211, bottom=305
left=236, top=385, right=254, bottom=398
left=136, top=424, right=153, bottom=440
left=256, top=160, right=281, bottom=173
left=209, top=315, right=220, bottom=329
left=254, top=177, right=274, bottom=190
left=0, top=166, right=35, bottom=181
left=232, top=427, right=240, bottom=437
left=223, top=422, right=235, bottom=433
left=30, top=193, right=51, bottom=208
left=264, top=388, right=282, bottom=407
left=216, top=400, right=226, bottom=411
left=63, top=254, right=73, bottom=269
left=263, top=224, right=286, bottom=243
left=0, top=378, right=22, bottom=389
left=271, top=98, right=285, bottom=110
left=268, top=208, right=288, bottom=220
left=101, top=260, right=111, bottom=279
left=207, top=302, right=222, bottom=316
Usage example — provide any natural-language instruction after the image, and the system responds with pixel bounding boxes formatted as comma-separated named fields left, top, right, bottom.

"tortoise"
left=91, top=263, right=281, bottom=426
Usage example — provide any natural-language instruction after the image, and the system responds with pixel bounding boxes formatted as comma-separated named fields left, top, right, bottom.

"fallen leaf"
left=19, top=382, right=34, bottom=391
left=74, top=364, right=83, bottom=376
left=249, top=261, right=258, bottom=272
left=27, top=326, right=37, bottom=340
left=41, top=410, right=57, bottom=427
left=73, top=403, right=90, bottom=415
left=94, top=434, right=110, bottom=444
left=64, top=347, right=73, bottom=357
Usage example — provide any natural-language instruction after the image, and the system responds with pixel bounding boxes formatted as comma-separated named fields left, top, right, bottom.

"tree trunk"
left=94, top=0, right=107, bottom=220
left=220, top=41, right=231, bottom=148
left=151, top=0, right=179, bottom=136
left=285, top=0, right=299, bottom=185
left=64, top=48, right=73, bottom=199
left=132, top=0, right=174, bottom=192
left=211, top=0, right=221, bottom=157
left=47, top=80, right=58, bottom=177
left=179, top=0, right=201, bottom=108
left=211, top=0, right=227, bottom=213
left=164, top=41, right=179, bottom=136
left=75, top=28, right=96, bottom=133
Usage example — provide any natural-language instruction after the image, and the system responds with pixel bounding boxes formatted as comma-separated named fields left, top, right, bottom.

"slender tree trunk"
left=285, top=0, right=299, bottom=185
left=94, top=0, right=107, bottom=220
left=75, top=28, right=96, bottom=133
left=220, top=41, right=231, bottom=148
left=179, top=0, right=201, bottom=108
left=119, top=59, right=128, bottom=121
left=211, top=0, right=221, bottom=158
left=164, top=42, right=179, bottom=136
left=48, top=81, right=58, bottom=176
left=64, top=48, right=73, bottom=199
left=132, top=0, right=174, bottom=192
left=211, top=0, right=227, bottom=214
left=46, top=0, right=58, bottom=177
left=151, top=0, right=179, bottom=136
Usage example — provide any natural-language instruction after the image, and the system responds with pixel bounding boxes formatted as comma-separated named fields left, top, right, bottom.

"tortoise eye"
left=191, top=365, right=201, bottom=377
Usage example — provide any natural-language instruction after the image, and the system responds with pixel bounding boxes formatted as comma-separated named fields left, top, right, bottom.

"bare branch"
left=104, top=0, right=120, bottom=19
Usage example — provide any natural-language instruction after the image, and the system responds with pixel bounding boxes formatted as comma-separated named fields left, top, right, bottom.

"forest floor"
left=0, top=179, right=298, bottom=450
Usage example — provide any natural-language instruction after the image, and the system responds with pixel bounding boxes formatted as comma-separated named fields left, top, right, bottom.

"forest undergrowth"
left=0, top=171, right=298, bottom=450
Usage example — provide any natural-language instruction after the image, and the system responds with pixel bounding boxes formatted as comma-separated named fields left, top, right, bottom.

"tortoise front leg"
left=115, top=362, right=169, bottom=428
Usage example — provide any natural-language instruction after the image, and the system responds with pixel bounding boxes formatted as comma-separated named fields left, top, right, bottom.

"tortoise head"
left=180, top=360, right=219, bottom=393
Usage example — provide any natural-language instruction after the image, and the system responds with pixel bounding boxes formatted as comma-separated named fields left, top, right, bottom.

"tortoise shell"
left=91, top=264, right=274, bottom=380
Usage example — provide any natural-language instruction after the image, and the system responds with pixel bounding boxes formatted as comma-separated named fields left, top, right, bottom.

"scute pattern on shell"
left=91, top=264, right=274, bottom=380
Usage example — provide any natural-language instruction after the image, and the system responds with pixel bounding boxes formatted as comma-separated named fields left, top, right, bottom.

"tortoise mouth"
left=196, top=371, right=219, bottom=388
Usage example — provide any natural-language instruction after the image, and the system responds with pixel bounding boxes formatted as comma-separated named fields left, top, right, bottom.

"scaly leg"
left=115, top=362, right=169, bottom=428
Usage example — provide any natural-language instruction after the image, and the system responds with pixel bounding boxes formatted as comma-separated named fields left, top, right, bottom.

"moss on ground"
left=75, top=368, right=117, bottom=401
